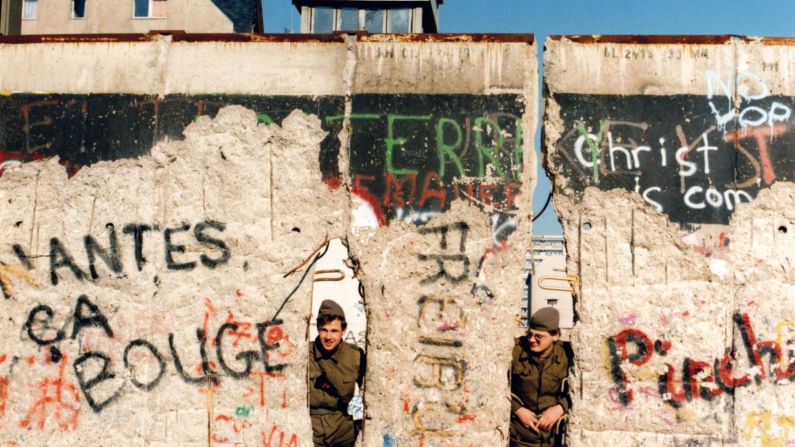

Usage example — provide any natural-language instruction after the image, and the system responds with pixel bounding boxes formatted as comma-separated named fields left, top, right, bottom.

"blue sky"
left=262, top=0, right=795, bottom=234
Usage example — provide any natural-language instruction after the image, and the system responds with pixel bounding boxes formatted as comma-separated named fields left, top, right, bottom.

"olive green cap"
left=318, top=299, right=345, bottom=319
left=529, top=307, right=559, bottom=332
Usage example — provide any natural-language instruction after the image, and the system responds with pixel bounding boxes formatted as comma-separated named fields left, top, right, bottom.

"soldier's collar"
left=520, top=337, right=562, bottom=363
left=518, top=336, right=533, bottom=361
left=313, top=337, right=341, bottom=362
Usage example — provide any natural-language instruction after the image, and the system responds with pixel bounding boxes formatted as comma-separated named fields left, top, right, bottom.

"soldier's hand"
left=514, top=407, right=539, bottom=433
left=538, top=404, right=564, bottom=431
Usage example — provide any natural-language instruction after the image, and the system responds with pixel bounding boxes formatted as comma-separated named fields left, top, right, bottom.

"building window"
left=364, top=9, right=383, bottom=33
left=134, top=0, right=165, bottom=18
left=312, top=6, right=333, bottom=33
left=388, top=8, right=410, bottom=32
left=22, top=0, right=37, bottom=19
left=72, top=0, right=86, bottom=18
left=134, top=0, right=149, bottom=17
left=338, top=7, right=358, bottom=31
left=309, top=7, right=410, bottom=34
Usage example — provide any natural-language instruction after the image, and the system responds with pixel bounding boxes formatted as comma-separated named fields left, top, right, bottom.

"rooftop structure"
left=291, top=0, right=442, bottom=34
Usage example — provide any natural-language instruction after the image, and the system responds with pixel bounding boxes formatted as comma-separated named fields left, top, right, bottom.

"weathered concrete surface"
left=0, top=106, right=342, bottom=445
left=0, top=35, right=536, bottom=446
left=349, top=36, right=537, bottom=447
left=545, top=36, right=795, bottom=447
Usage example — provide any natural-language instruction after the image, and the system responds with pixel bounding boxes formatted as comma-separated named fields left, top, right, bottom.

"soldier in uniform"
left=308, top=299, right=365, bottom=447
left=510, top=307, right=571, bottom=447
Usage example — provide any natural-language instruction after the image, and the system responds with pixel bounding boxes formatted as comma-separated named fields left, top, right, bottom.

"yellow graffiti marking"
left=775, top=320, right=795, bottom=348
left=744, top=412, right=795, bottom=447
left=0, top=263, right=40, bottom=299
left=413, top=355, right=465, bottom=391
left=601, top=338, right=612, bottom=375
left=601, top=338, right=658, bottom=382
left=411, top=401, right=464, bottom=437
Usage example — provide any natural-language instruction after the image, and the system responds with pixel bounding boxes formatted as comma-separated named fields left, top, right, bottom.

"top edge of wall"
left=0, top=32, right=533, bottom=45
left=0, top=33, right=536, bottom=95
left=354, top=32, right=533, bottom=43
left=544, top=35, right=795, bottom=95
left=546, top=34, right=794, bottom=45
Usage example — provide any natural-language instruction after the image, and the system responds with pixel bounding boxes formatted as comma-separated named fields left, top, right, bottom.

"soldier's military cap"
left=529, top=307, right=559, bottom=332
left=318, top=299, right=345, bottom=319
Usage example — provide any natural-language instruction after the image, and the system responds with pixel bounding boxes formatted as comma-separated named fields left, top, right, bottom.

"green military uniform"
left=308, top=337, right=365, bottom=447
left=510, top=336, right=570, bottom=447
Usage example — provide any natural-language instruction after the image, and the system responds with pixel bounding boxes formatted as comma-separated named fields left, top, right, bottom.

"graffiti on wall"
left=606, top=313, right=795, bottom=409
left=22, top=294, right=297, bottom=413
left=552, top=69, right=793, bottom=225
left=395, top=222, right=477, bottom=444
left=744, top=411, right=795, bottom=447
left=0, top=91, right=521, bottom=443
left=0, top=94, right=343, bottom=174
left=0, top=218, right=310, bottom=444
left=0, top=93, right=523, bottom=241
left=345, top=95, right=523, bottom=240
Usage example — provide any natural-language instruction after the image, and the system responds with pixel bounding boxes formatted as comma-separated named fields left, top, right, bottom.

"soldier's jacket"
left=510, top=337, right=570, bottom=414
left=308, top=339, right=365, bottom=412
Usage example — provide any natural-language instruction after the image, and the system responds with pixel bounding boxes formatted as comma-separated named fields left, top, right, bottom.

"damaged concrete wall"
left=545, top=36, right=795, bottom=447
left=0, top=34, right=535, bottom=446
left=350, top=37, right=536, bottom=447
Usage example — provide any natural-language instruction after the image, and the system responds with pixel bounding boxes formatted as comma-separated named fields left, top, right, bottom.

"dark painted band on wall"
left=550, top=93, right=795, bottom=225
left=0, top=92, right=524, bottom=235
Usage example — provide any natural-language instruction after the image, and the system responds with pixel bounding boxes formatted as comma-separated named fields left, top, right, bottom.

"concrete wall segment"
left=165, top=41, right=350, bottom=95
left=0, top=106, right=338, bottom=445
left=545, top=36, right=795, bottom=447
left=352, top=40, right=533, bottom=94
left=0, top=40, right=169, bottom=94
left=544, top=37, right=735, bottom=96
left=736, top=42, right=795, bottom=96
left=348, top=36, right=537, bottom=446
left=0, top=36, right=536, bottom=446
left=0, top=36, right=536, bottom=96
left=0, top=37, right=350, bottom=95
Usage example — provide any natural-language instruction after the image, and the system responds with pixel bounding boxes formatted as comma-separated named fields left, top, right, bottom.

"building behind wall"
left=524, top=235, right=574, bottom=331
left=1, top=0, right=22, bottom=35
left=15, top=0, right=259, bottom=34
left=292, top=0, right=442, bottom=33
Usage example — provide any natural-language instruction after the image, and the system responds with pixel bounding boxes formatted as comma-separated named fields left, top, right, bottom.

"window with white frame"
left=363, top=9, right=383, bottom=32
left=72, top=0, right=86, bottom=18
left=133, top=0, right=148, bottom=17
left=134, top=0, right=166, bottom=18
left=338, top=7, right=358, bottom=31
left=22, top=0, right=38, bottom=19
left=310, top=7, right=411, bottom=33
left=311, top=6, right=333, bottom=33
left=388, top=8, right=410, bottom=33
